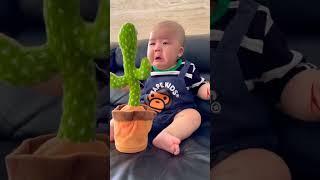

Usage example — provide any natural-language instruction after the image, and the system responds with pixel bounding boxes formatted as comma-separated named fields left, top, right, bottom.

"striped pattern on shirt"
left=211, top=0, right=318, bottom=103
left=149, top=61, right=206, bottom=95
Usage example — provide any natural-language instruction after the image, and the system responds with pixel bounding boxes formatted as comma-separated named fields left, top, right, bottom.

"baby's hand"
left=197, top=82, right=210, bottom=100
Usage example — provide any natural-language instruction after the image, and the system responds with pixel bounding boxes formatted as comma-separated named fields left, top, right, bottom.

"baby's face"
left=147, top=27, right=184, bottom=70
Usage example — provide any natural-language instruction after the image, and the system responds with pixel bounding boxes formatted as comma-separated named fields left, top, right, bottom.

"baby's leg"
left=110, top=119, right=114, bottom=142
left=152, top=108, right=201, bottom=155
left=212, top=149, right=291, bottom=180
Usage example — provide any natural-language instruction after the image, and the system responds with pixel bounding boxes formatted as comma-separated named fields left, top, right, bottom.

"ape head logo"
left=145, top=89, right=172, bottom=113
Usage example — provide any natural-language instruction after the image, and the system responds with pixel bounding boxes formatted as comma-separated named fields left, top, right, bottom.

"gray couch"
left=109, top=35, right=211, bottom=180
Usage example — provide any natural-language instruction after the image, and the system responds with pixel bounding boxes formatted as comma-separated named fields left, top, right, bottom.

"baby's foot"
left=152, top=131, right=181, bottom=155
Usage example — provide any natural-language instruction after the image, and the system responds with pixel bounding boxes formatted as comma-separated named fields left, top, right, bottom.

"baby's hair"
left=153, top=20, right=186, bottom=46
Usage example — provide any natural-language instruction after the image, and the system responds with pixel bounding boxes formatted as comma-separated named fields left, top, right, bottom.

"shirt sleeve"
left=185, top=63, right=206, bottom=95
left=254, top=6, right=318, bottom=103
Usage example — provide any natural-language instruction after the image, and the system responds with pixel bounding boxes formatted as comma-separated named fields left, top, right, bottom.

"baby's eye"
left=149, top=42, right=155, bottom=46
left=163, top=42, right=169, bottom=45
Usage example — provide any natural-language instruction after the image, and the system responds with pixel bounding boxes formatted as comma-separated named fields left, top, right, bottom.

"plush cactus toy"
left=110, top=23, right=155, bottom=153
left=110, top=23, right=151, bottom=106
left=0, top=0, right=108, bottom=143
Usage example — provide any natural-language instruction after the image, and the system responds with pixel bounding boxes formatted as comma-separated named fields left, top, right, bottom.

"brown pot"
left=112, top=104, right=156, bottom=153
left=5, top=134, right=108, bottom=180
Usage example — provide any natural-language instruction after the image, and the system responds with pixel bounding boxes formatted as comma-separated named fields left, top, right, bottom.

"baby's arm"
left=249, top=5, right=320, bottom=121
left=110, top=119, right=114, bottom=141
left=197, top=82, right=210, bottom=100
left=280, top=69, right=320, bottom=121
left=186, top=62, right=210, bottom=100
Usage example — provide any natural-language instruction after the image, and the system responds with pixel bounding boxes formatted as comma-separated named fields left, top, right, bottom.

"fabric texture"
left=142, top=61, right=198, bottom=137
left=6, top=134, right=107, bottom=180
left=211, top=0, right=277, bottom=167
left=147, top=59, right=206, bottom=94
left=211, top=0, right=318, bottom=104
left=112, top=104, right=156, bottom=153
left=211, top=0, right=231, bottom=26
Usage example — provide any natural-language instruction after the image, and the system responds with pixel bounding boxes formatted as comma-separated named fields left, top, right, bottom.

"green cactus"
left=110, top=23, right=151, bottom=106
left=0, top=0, right=108, bottom=143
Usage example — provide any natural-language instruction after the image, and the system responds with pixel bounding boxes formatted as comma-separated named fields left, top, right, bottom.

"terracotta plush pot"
left=112, top=104, right=156, bottom=153
left=5, top=134, right=108, bottom=180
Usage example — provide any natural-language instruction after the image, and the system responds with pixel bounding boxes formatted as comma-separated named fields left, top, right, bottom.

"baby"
left=110, top=21, right=210, bottom=155
left=142, top=20, right=210, bottom=155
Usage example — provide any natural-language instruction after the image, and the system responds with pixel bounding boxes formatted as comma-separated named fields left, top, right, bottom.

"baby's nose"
left=154, top=44, right=161, bottom=51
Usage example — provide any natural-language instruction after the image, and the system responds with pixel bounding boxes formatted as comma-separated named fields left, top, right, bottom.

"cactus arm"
left=110, top=72, right=128, bottom=89
left=134, top=57, right=151, bottom=81
left=0, top=34, right=57, bottom=85
left=76, top=0, right=108, bottom=58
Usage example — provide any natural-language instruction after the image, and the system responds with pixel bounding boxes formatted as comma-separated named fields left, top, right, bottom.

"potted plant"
left=0, top=0, right=109, bottom=179
left=110, top=23, right=156, bottom=153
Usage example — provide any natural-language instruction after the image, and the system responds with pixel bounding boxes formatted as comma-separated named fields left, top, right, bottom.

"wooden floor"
left=110, top=0, right=210, bottom=42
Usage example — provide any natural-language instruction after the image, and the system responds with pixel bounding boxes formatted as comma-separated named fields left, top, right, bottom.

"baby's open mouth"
left=155, top=56, right=162, bottom=61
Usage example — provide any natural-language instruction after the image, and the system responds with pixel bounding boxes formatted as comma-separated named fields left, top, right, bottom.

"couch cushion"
left=110, top=119, right=210, bottom=180
left=287, top=35, right=320, bottom=66
left=268, top=0, right=320, bottom=34
left=0, top=140, right=22, bottom=180
left=0, top=83, right=109, bottom=139
left=278, top=115, right=320, bottom=180
left=0, top=83, right=61, bottom=139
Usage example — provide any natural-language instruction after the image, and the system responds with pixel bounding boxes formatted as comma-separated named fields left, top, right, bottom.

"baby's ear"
left=178, top=47, right=184, bottom=57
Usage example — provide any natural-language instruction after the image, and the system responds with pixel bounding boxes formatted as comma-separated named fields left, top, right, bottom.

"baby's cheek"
left=149, top=60, right=155, bottom=66
left=147, top=54, right=153, bottom=63
left=146, top=49, right=152, bottom=58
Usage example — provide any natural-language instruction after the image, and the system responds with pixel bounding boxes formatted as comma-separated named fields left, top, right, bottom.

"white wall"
left=110, top=0, right=210, bottom=42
